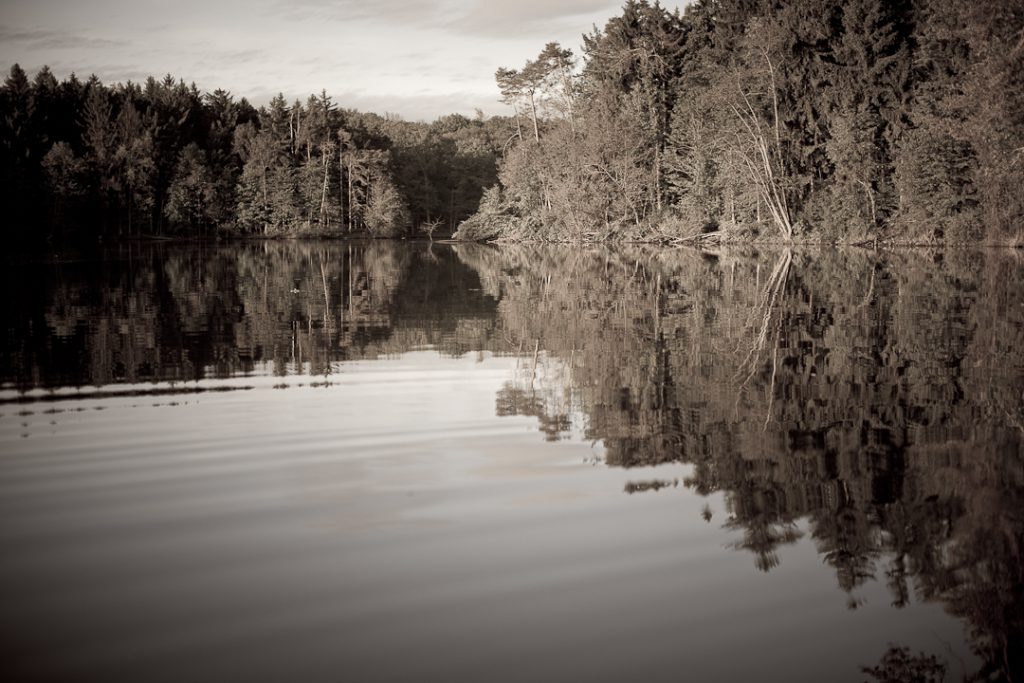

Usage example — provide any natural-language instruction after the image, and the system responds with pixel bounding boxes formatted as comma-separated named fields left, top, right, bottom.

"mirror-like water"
left=1, top=242, right=1022, bottom=682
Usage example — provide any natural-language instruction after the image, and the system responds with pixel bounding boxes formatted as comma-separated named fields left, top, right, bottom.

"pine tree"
left=165, top=143, right=216, bottom=232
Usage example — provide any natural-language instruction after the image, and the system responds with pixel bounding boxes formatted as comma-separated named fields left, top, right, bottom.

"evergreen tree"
left=165, top=143, right=216, bottom=232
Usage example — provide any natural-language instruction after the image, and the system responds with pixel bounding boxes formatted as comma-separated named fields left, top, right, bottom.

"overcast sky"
left=0, top=0, right=687, bottom=121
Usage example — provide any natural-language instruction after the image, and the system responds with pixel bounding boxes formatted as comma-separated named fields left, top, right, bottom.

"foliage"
left=453, top=185, right=537, bottom=241
left=1, top=0, right=1021, bottom=243
left=0, top=66, right=506, bottom=243
left=466, top=0, right=1023, bottom=243
left=164, top=143, right=216, bottom=231
left=364, top=174, right=410, bottom=238
left=861, top=646, right=947, bottom=683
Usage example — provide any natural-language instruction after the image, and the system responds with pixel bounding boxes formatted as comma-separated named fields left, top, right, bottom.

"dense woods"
left=0, top=69, right=506, bottom=243
left=2, top=0, right=1022, bottom=244
left=457, top=0, right=1024, bottom=244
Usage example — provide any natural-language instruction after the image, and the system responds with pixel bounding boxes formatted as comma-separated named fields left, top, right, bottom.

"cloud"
left=1, top=0, right=670, bottom=120
left=269, top=0, right=619, bottom=38
left=446, top=0, right=621, bottom=37
left=191, top=48, right=265, bottom=69
left=37, top=61, right=153, bottom=83
left=268, top=0, right=442, bottom=26
left=0, top=26, right=129, bottom=50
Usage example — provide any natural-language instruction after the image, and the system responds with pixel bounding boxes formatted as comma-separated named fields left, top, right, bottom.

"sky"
left=0, top=0, right=685, bottom=121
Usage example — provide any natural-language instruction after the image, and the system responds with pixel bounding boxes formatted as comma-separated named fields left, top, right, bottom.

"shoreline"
left=35, top=234, right=1024, bottom=249
left=18, top=231, right=1024, bottom=250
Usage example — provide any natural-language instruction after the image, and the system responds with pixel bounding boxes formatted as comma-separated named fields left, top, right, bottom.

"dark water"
left=1, top=241, right=1022, bottom=682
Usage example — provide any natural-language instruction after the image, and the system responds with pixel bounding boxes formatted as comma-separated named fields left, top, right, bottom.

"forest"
left=1, top=0, right=1022, bottom=244
left=0, top=71, right=508, bottom=243
left=459, top=0, right=1024, bottom=244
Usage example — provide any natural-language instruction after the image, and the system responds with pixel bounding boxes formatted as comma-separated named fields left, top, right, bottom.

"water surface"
left=1, top=242, right=1022, bottom=682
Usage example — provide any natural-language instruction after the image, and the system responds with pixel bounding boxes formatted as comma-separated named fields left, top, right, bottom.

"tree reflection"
left=862, top=646, right=947, bottom=683
left=0, top=241, right=502, bottom=389
left=2, top=241, right=1021, bottom=679
left=456, top=243, right=1024, bottom=681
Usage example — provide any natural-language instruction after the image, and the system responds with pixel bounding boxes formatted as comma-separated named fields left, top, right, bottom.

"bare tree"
left=729, top=51, right=794, bottom=241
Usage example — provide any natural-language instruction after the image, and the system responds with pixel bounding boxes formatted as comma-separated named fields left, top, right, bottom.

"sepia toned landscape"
left=2, top=0, right=1023, bottom=244
left=1, top=1, right=1022, bottom=682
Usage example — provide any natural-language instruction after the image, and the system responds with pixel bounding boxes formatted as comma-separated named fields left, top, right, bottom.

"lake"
left=1, top=241, right=1022, bottom=682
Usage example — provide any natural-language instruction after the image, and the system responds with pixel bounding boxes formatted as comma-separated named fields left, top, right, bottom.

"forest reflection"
left=467, top=243, right=1024, bottom=682
left=1, top=241, right=501, bottom=389
left=2, top=241, right=1022, bottom=679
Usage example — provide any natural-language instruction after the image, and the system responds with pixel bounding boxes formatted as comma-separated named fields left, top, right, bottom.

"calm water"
left=1, top=242, right=1022, bottom=682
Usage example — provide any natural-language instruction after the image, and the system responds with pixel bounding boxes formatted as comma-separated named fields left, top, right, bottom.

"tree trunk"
left=347, top=159, right=354, bottom=232
left=528, top=92, right=540, bottom=141
left=560, top=65, right=575, bottom=133
left=262, top=167, right=269, bottom=236
left=339, top=151, right=345, bottom=231
left=654, top=146, right=662, bottom=212
left=319, top=148, right=330, bottom=228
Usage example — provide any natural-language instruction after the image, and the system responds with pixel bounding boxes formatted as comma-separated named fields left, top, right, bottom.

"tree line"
left=3, top=0, right=1021, bottom=245
left=455, top=0, right=1024, bottom=244
left=0, top=68, right=508, bottom=243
